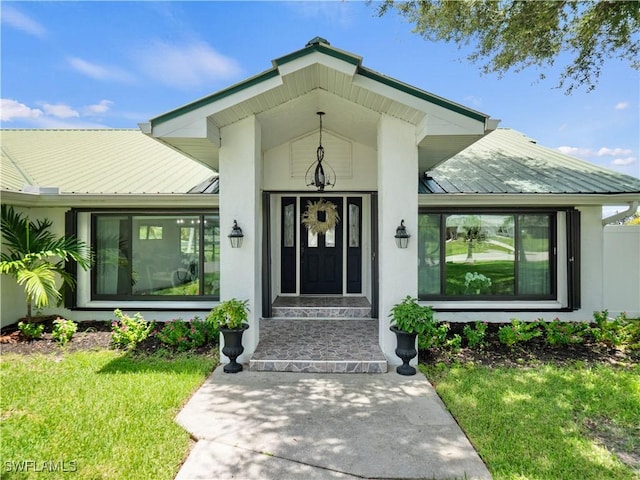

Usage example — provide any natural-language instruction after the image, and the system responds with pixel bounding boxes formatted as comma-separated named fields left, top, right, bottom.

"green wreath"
left=302, top=199, right=340, bottom=235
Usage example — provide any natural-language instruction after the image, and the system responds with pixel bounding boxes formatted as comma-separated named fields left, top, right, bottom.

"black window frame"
left=418, top=207, right=567, bottom=302
left=90, top=209, right=220, bottom=302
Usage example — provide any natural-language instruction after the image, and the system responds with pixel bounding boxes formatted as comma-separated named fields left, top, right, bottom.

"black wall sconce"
left=395, top=219, right=410, bottom=249
left=228, top=220, right=244, bottom=248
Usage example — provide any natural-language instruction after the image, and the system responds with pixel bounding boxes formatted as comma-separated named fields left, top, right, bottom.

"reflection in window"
left=349, top=203, right=360, bottom=247
left=94, top=213, right=220, bottom=299
left=308, top=229, right=318, bottom=247
left=418, top=212, right=553, bottom=299
left=284, top=204, right=295, bottom=247
left=325, top=227, right=335, bottom=247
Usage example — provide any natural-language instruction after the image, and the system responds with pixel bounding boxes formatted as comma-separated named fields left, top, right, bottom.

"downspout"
left=602, top=201, right=638, bottom=226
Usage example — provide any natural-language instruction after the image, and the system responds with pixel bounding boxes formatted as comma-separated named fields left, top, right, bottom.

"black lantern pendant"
left=305, top=112, right=336, bottom=191
left=228, top=220, right=244, bottom=248
left=395, top=219, right=410, bottom=249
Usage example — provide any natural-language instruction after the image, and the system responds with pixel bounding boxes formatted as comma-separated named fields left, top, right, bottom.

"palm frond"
left=16, top=264, right=61, bottom=309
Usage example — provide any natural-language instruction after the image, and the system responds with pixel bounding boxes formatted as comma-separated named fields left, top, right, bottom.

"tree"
left=377, top=0, right=640, bottom=93
left=0, top=205, right=92, bottom=321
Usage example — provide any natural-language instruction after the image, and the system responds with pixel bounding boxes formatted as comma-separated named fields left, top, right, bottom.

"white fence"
left=603, top=225, right=640, bottom=317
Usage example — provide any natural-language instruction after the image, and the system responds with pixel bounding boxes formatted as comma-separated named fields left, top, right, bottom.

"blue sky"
left=1, top=1, right=638, bottom=181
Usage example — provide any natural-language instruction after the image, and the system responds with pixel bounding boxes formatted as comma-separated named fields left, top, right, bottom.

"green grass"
left=422, top=363, right=640, bottom=480
left=1, top=351, right=217, bottom=479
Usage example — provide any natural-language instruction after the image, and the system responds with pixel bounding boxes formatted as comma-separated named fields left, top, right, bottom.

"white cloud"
left=134, top=41, right=242, bottom=89
left=67, top=57, right=135, bottom=83
left=1, top=5, right=46, bottom=38
left=614, top=101, right=629, bottom=110
left=597, top=147, right=633, bottom=157
left=84, top=100, right=114, bottom=115
left=0, top=98, right=43, bottom=121
left=612, top=157, right=637, bottom=166
left=556, top=146, right=592, bottom=156
left=287, top=2, right=355, bottom=27
left=42, top=103, right=80, bottom=119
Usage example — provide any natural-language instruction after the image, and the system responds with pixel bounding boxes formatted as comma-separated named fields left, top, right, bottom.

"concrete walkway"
left=175, top=366, right=492, bottom=480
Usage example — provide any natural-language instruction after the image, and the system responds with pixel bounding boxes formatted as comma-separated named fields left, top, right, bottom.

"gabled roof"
left=1, top=129, right=215, bottom=194
left=419, top=129, right=640, bottom=195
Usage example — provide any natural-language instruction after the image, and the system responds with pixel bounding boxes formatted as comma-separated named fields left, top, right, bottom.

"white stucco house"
left=2, top=38, right=639, bottom=367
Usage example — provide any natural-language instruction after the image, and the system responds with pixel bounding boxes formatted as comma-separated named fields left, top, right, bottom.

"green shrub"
left=498, top=319, right=542, bottom=347
left=591, top=310, right=638, bottom=349
left=17, top=321, right=45, bottom=340
left=418, top=321, right=450, bottom=349
left=543, top=318, right=588, bottom=345
left=463, top=321, right=488, bottom=349
left=111, top=309, right=154, bottom=351
left=155, top=317, right=217, bottom=352
left=51, top=318, right=77, bottom=346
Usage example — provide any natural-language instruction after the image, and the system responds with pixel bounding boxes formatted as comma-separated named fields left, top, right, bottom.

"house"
left=2, top=38, right=639, bottom=366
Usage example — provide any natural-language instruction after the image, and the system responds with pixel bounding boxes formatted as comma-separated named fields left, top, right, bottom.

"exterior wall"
left=263, top=134, right=377, bottom=191
left=377, top=114, right=419, bottom=364
left=603, top=225, right=640, bottom=317
left=219, top=115, right=262, bottom=363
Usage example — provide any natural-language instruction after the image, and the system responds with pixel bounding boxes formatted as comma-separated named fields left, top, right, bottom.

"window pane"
left=325, top=226, right=336, bottom=247
left=349, top=203, right=360, bottom=247
left=308, top=229, right=318, bottom=247
left=418, top=214, right=441, bottom=296
left=95, top=216, right=131, bottom=295
left=445, top=215, right=515, bottom=296
left=517, top=214, right=551, bottom=295
left=203, top=215, right=220, bottom=296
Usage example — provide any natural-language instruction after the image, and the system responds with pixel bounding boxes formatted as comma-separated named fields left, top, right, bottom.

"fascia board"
left=277, top=51, right=358, bottom=78
left=150, top=71, right=282, bottom=133
left=152, top=117, right=220, bottom=147
left=418, top=193, right=640, bottom=207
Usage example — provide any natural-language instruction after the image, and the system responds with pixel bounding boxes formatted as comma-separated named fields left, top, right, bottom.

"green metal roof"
left=419, top=129, right=640, bottom=195
left=1, top=129, right=216, bottom=194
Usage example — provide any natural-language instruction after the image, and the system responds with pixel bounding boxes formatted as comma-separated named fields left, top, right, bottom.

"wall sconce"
left=228, top=220, right=244, bottom=248
left=395, top=219, right=410, bottom=249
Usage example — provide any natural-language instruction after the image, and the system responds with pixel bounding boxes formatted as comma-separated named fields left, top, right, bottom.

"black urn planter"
left=390, top=325, right=418, bottom=376
left=220, top=324, right=249, bottom=373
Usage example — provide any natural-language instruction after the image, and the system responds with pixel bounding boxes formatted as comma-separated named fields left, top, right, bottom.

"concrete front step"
left=249, top=318, right=388, bottom=374
left=271, top=306, right=372, bottom=318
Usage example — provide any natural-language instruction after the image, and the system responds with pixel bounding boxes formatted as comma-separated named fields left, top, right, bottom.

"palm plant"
left=0, top=205, right=92, bottom=321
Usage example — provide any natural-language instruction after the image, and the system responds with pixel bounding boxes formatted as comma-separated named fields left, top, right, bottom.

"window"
left=93, top=212, right=220, bottom=299
left=418, top=210, right=557, bottom=300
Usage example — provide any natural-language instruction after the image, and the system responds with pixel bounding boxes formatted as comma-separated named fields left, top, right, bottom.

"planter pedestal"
left=390, top=325, right=417, bottom=376
left=220, top=324, right=249, bottom=373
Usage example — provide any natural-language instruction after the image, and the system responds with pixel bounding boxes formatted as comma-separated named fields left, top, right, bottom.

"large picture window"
left=92, top=212, right=220, bottom=300
left=418, top=210, right=556, bottom=300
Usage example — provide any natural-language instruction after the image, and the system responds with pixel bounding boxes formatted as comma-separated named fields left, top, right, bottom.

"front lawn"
left=1, top=351, right=216, bottom=479
left=422, top=362, right=640, bottom=480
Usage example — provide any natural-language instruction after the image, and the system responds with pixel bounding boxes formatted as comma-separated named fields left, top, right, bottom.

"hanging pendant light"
left=305, top=112, right=336, bottom=191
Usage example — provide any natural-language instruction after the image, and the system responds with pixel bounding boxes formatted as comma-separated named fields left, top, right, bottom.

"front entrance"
left=300, top=197, right=343, bottom=294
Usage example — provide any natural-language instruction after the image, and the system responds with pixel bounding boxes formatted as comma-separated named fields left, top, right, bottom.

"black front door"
left=300, top=197, right=343, bottom=294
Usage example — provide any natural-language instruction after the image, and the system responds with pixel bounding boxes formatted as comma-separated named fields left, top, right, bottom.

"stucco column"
left=377, top=114, right=419, bottom=364
left=218, top=115, right=262, bottom=364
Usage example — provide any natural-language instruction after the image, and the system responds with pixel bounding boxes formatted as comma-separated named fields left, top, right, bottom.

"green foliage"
left=111, top=309, right=155, bottom=351
left=51, top=318, right=78, bottom=346
left=418, top=320, right=449, bottom=349
left=155, top=317, right=217, bottom=352
left=389, top=295, right=435, bottom=335
left=463, top=321, right=488, bottom=349
left=1, top=351, right=216, bottom=480
left=377, top=0, right=640, bottom=93
left=498, top=319, right=542, bottom=347
left=206, top=298, right=249, bottom=330
left=0, top=205, right=92, bottom=320
left=543, top=318, right=589, bottom=345
left=17, top=321, right=45, bottom=340
left=591, top=310, right=637, bottom=348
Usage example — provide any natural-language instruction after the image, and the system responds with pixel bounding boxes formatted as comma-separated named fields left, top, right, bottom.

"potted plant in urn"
left=389, top=296, right=435, bottom=375
left=206, top=298, right=250, bottom=373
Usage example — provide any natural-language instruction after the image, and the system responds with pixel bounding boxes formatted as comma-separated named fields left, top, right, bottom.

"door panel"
left=300, top=197, right=343, bottom=294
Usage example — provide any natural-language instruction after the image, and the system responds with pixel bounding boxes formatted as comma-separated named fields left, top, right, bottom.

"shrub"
left=418, top=321, right=450, bottom=349
left=498, top=319, right=542, bottom=347
left=51, top=318, right=78, bottom=346
left=155, top=317, right=217, bottom=352
left=111, top=309, right=154, bottom=351
left=17, top=321, right=45, bottom=340
left=463, top=321, right=488, bottom=349
left=591, top=310, right=636, bottom=348
left=389, top=296, right=435, bottom=335
left=543, top=318, right=588, bottom=345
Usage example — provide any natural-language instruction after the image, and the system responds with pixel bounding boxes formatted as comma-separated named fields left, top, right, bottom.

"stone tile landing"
left=271, top=296, right=372, bottom=318
left=249, top=318, right=388, bottom=374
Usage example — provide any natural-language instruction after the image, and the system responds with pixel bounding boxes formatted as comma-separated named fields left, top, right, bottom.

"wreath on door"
left=302, top=199, right=340, bottom=235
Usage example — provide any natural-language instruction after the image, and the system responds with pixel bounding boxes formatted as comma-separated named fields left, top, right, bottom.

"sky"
left=1, top=1, right=639, bottom=185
